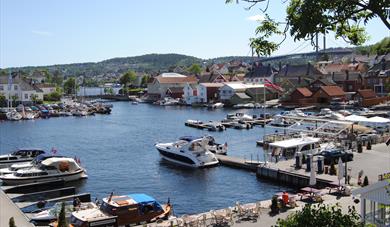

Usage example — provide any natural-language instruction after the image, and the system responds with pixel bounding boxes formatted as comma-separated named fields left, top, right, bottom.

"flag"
left=51, top=147, right=57, bottom=154
left=264, top=79, right=283, bottom=92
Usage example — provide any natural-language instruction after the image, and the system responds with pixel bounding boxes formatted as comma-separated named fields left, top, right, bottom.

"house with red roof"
left=147, top=73, right=197, bottom=101
left=311, top=86, right=346, bottom=104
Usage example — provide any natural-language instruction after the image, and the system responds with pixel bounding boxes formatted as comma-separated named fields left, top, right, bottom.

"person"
left=282, top=192, right=289, bottom=205
left=73, top=197, right=81, bottom=210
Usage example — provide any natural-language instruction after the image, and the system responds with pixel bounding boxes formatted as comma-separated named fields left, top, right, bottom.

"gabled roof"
left=295, top=87, right=313, bottom=97
left=245, top=63, right=276, bottom=78
left=319, top=86, right=345, bottom=97
left=356, top=89, right=377, bottom=99
left=198, top=73, right=227, bottom=83
left=0, top=74, right=43, bottom=92
left=277, top=63, right=323, bottom=78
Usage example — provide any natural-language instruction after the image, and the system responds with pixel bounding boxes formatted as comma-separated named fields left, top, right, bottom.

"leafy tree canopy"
left=276, top=203, right=362, bottom=227
left=63, top=77, right=79, bottom=95
left=120, top=70, right=137, bottom=86
left=226, top=0, right=390, bottom=56
left=188, top=64, right=202, bottom=75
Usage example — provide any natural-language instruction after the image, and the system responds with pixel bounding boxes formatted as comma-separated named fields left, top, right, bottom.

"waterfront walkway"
left=0, top=190, right=34, bottom=227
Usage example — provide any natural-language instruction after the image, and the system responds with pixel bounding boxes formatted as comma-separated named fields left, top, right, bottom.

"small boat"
left=132, top=101, right=139, bottom=105
left=30, top=201, right=97, bottom=225
left=231, top=120, right=252, bottom=129
left=6, top=111, right=22, bottom=121
left=203, top=122, right=225, bottom=131
left=268, top=115, right=295, bottom=127
left=208, top=102, right=224, bottom=109
left=225, top=113, right=253, bottom=121
left=0, top=157, right=87, bottom=185
left=155, top=136, right=219, bottom=168
left=0, top=148, right=45, bottom=168
left=22, top=112, right=36, bottom=120
left=70, top=193, right=172, bottom=227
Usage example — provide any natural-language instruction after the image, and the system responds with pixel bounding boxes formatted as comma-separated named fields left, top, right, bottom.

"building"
left=353, top=89, right=390, bottom=107
left=0, top=74, right=43, bottom=104
left=198, top=73, right=228, bottom=83
left=197, top=83, right=224, bottom=103
left=365, top=58, right=390, bottom=96
left=311, top=85, right=345, bottom=104
left=209, top=63, right=229, bottom=75
left=229, top=92, right=251, bottom=105
left=183, top=83, right=198, bottom=105
left=274, top=63, right=323, bottom=91
left=319, top=63, right=367, bottom=92
left=147, top=73, right=197, bottom=101
left=35, top=83, right=57, bottom=95
left=218, top=82, right=265, bottom=104
left=308, top=78, right=336, bottom=93
left=244, top=63, right=277, bottom=83
left=352, top=179, right=390, bottom=227
left=282, top=87, right=313, bottom=107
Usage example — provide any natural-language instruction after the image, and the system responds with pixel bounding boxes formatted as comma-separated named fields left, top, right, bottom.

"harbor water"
left=0, top=102, right=288, bottom=215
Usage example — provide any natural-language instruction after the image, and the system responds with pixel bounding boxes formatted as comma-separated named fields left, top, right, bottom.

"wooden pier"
left=215, top=155, right=263, bottom=172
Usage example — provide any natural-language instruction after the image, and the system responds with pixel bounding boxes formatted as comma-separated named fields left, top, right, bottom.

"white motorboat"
left=226, top=113, right=253, bottom=121
left=0, top=154, right=63, bottom=175
left=268, top=136, right=321, bottom=159
left=0, top=157, right=87, bottom=185
left=6, top=111, right=22, bottom=121
left=30, top=201, right=97, bottom=225
left=268, top=115, right=295, bottom=127
left=285, top=109, right=306, bottom=117
left=209, top=102, right=224, bottom=109
left=155, top=136, right=219, bottom=168
left=179, top=136, right=228, bottom=155
left=0, top=149, right=45, bottom=168
left=231, top=120, right=252, bottom=129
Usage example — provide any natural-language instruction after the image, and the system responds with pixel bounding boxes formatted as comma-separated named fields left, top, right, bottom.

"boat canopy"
left=41, top=157, right=80, bottom=171
left=366, top=116, right=390, bottom=123
left=344, top=114, right=369, bottom=122
left=179, top=136, right=200, bottom=142
left=129, top=194, right=157, bottom=204
left=269, top=137, right=320, bottom=149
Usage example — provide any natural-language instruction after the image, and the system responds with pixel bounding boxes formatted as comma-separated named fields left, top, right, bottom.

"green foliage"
left=0, top=93, right=6, bottom=107
left=104, top=87, right=114, bottom=95
left=188, top=64, right=202, bottom=75
left=9, top=217, right=16, bottom=227
left=270, top=195, right=280, bottom=214
left=276, top=203, right=362, bottom=227
left=63, top=77, right=79, bottom=95
left=52, top=70, right=64, bottom=86
left=120, top=71, right=137, bottom=86
left=57, top=202, right=67, bottom=227
left=357, top=37, right=390, bottom=55
left=44, top=90, right=62, bottom=101
left=141, top=74, right=150, bottom=87
left=363, top=176, right=369, bottom=187
left=227, top=0, right=389, bottom=56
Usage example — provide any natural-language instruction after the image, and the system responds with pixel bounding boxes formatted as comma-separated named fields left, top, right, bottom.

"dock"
left=216, top=154, right=263, bottom=172
left=0, top=190, right=34, bottom=227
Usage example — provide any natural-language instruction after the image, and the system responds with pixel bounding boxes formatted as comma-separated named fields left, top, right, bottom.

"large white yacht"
left=155, top=136, right=219, bottom=168
left=0, top=157, right=87, bottom=185
left=0, top=148, right=45, bottom=168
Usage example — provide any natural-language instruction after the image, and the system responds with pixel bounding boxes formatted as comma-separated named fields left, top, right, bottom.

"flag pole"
left=263, top=76, right=267, bottom=164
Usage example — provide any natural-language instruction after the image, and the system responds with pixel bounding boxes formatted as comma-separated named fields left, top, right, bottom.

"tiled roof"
left=356, top=89, right=377, bottom=99
left=245, top=63, right=276, bottom=78
left=296, top=87, right=312, bottom=97
left=0, top=74, right=42, bottom=92
left=319, top=86, right=345, bottom=97
left=198, top=73, right=227, bottom=83
left=156, top=75, right=197, bottom=84
left=277, top=63, right=323, bottom=77
left=199, top=83, right=224, bottom=88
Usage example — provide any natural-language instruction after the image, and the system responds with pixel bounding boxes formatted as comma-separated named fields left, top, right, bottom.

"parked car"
left=316, top=149, right=353, bottom=165
left=357, top=133, right=379, bottom=142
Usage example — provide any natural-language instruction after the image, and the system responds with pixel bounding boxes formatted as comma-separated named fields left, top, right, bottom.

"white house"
left=183, top=83, right=199, bottom=105
left=352, top=179, right=390, bottom=226
left=197, top=83, right=224, bottom=103
left=147, top=73, right=198, bottom=101
left=219, top=82, right=264, bottom=101
left=244, top=63, right=276, bottom=83
left=0, top=74, right=44, bottom=104
left=35, top=84, right=57, bottom=95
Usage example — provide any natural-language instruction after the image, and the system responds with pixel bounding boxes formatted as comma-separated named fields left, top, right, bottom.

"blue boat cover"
left=129, top=194, right=156, bottom=204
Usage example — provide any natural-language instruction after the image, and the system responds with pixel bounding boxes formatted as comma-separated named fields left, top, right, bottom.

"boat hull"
left=157, top=148, right=218, bottom=168
left=0, top=170, right=87, bottom=185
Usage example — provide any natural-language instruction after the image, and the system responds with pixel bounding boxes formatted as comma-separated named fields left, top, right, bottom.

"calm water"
left=0, top=102, right=288, bottom=215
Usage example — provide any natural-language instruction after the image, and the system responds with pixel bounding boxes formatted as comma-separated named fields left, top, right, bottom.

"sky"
left=0, top=0, right=389, bottom=68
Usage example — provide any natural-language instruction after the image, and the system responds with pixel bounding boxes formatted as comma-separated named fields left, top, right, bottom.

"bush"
left=44, top=91, right=62, bottom=101
left=270, top=195, right=280, bottom=214
left=9, top=217, right=16, bottom=227
left=363, top=176, right=369, bottom=187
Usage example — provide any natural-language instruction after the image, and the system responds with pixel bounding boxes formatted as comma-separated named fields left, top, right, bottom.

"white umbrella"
left=337, top=157, right=344, bottom=188
left=310, top=164, right=317, bottom=186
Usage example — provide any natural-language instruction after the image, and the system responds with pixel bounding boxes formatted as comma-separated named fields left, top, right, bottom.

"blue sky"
left=0, top=0, right=388, bottom=68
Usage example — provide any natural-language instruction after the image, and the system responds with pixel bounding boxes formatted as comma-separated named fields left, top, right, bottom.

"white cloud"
left=32, top=30, right=53, bottom=36
left=246, top=15, right=265, bottom=22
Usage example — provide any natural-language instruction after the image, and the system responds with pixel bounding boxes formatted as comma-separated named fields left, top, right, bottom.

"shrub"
left=9, top=217, right=16, bottom=227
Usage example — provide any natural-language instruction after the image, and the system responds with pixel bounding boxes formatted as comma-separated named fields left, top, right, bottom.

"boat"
left=208, top=102, right=224, bottom=109
left=0, top=157, right=87, bottom=185
left=203, top=122, right=225, bottom=131
left=179, top=136, right=228, bottom=155
left=0, top=148, right=45, bottom=168
left=267, top=136, right=321, bottom=159
left=0, top=154, right=64, bottom=175
left=30, top=201, right=97, bottom=225
left=6, top=111, right=22, bottom=121
left=268, top=115, right=294, bottom=127
left=231, top=120, right=252, bottom=129
left=155, top=136, right=219, bottom=168
left=225, top=113, right=253, bottom=121
left=132, top=101, right=139, bottom=105
left=70, top=193, right=172, bottom=227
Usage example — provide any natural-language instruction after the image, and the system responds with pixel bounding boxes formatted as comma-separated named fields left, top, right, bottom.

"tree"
left=57, top=202, right=67, bottom=227
left=141, top=74, right=150, bottom=87
left=226, top=0, right=390, bottom=56
left=9, top=217, right=16, bottom=227
left=120, top=71, right=137, bottom=95
left=188, top=64, right=202, bottom=76
left=277, top=203, right=362, bottom=227
left=52, top=70, right=64, bottom=86
left=63, top=77, right=79, bottom=95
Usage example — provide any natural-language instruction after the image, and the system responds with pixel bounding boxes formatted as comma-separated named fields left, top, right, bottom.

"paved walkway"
left=0, top=190, right=34, bottom=227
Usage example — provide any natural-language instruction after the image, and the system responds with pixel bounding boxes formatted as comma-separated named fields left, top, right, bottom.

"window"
left=24, top=94, right=28, bottom=99
left=14, top=85, right=18, bottom=90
